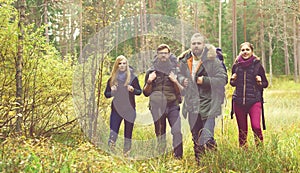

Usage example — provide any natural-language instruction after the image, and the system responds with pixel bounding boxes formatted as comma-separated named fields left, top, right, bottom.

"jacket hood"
left=178, top=44, right=217, bottom=61
left=149, top=53, right=177, bottom=71
left=152, top=53, right=177, bottom=64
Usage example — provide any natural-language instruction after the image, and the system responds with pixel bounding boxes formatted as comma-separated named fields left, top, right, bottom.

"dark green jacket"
left=178, top=45, right=228, bottom=119
left=143, top=54, right=181, bottom=109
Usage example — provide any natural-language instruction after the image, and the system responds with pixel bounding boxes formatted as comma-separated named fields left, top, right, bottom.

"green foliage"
left=1, top=76, right=300, bottom=172
left=0, top=1, right=75, bottom=137
left=1, top=0, right=300, bottom=171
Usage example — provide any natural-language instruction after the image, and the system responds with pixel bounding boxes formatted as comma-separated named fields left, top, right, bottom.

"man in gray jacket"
left=178, top=33, right=227, bottom=164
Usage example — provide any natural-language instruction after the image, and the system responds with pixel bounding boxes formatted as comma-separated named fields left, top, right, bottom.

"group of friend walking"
left=104, top=33, right=269, bottom=163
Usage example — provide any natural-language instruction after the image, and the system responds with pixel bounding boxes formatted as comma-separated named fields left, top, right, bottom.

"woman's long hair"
left=109, top=55, right=131, bottom=87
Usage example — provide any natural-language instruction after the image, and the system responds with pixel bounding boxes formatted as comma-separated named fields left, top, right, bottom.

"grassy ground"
left=1, top=76, right=300, bottom=172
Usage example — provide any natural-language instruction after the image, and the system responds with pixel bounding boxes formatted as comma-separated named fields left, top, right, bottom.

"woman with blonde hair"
left=104, top=55, right=142, bottom=155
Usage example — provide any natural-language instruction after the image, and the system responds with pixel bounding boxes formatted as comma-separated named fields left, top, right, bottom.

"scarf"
left=237, top=55, right=256, bottom=68
left=117, top=71, right=127, bottom=83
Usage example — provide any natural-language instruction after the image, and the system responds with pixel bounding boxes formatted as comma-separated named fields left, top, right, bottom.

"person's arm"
left=257, top=65, right=269, bottom=89
left=177, top=59, right=190, bottom=88
left=200, top=60, right=227, bottom=89
left=230, top=64, right=238, bottom=87
left=143, top=71, right=154, bottom=97
left=104, top=79, right=113, bottom=98
left=131, top=77, right=142, bottom=95
left=169, top=71, right=184, bottom=91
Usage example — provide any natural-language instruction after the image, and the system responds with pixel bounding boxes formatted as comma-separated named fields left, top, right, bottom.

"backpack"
left=216, top=48, right=227, bottom=73
left=230, top=62, right=266, bottom=130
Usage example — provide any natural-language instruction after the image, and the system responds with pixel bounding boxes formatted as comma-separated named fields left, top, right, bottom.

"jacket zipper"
left=243, top=70, right=246, bottom=105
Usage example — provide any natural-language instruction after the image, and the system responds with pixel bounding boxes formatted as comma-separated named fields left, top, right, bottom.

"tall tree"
left=293, top=13, right=298, bottom=81
left=243, top=0, right=247, bottom=41
left=79, top=0, right=83, bottom=63
left=282, top=3, right=290, bottom=75
left=259, top=0, right=266, bottom=68
left=232, top=0, right=237, bottom=61
left=218, top=0, right=222, bottom=48
left=44, top=0, right=49, bottom=43
left=298, top=0, right=300, bottom=81
left=16, top=0, right=26, bottom=133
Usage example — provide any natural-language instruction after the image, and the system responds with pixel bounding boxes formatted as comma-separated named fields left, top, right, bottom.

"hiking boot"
left=205, top=138, right=217, bottom=151
left=195, top=144, right=205, bottom=165
left=108, top=139, right=116, bottom=153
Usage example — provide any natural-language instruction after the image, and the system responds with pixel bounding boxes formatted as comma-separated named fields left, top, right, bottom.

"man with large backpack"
left=143, top=44, right=184, bottom=159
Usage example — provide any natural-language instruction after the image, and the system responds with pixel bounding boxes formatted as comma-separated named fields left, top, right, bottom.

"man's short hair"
left=157, top=44, right=170, bottom=53
left=191, top=33, right=205, bottom=43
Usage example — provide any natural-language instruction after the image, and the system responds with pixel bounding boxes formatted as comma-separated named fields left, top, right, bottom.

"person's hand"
left=168, top=71, right=177, bottom=82
left=147, top=71, right=157, bottom=83
left=196, top=76, right=204, bottom=85
left=127, top=85, right=134, bottom=92
left=111, top=85, right=117, bottom=93
left=256, top=75, right=262, bottom=85
left=231, top=73, right=237, bottom=80
left=183, top=78, right=188, bottom=87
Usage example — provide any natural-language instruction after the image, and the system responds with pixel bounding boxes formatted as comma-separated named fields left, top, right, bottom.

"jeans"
left=108, top=108, right=135, bottom=153
left=188, top=113, right=217, bottom=160
left=151, top=103, right=183, bottom=158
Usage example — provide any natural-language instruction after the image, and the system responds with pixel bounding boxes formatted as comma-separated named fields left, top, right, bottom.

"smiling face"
left=240, top=43, right=253, bottom=60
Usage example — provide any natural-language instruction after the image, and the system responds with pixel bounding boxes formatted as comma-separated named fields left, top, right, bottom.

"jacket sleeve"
left=104, top=79, right=112, bottom=98
left=202, top=59, right=227, bottom=89
left=143, top=71, right=152, bottom=97
left=131, top=77, right=142, bottom=95
left=258, top=65, right=269, bottom=89
left=230, top=64, right=238, bottom=87
left=177, top=58, right=189, bottom=85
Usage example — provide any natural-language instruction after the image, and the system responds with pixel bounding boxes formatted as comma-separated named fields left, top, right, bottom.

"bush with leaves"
left=0, top=0, right=76, bottom=138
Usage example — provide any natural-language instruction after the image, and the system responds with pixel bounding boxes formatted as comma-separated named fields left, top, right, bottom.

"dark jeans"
left=108, top=108, right=135, bottom=153
left=188, top=113, right=204, bottom=148
left=188, top=113, right=217, bottom=159
left=151, top=103, right=183, bottom=158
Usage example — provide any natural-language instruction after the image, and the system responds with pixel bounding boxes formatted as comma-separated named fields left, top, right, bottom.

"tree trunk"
left=194, top=2, right=198, bottom=30
left=218, top=0, right=222, bottom=48
left=143, top=0, right=149, bottom=72
left=232, top=0, right=237, bottom=61
left=268, top=32, right=273, bottom=86
left=44, top=0, right=49, bottom=43
left=293, top=14, right=298, bottom=82
left=16, top=0, right=26, bottom=134
left=259, top=0, right=266, bottom=68
left=140, top=0, right=146, bottom=72
left=179, top=0, right=185, bottom=52
left=283, top=14, right=290, bottom=75
left=298, top=0, right=300, bottom=81
left=79, top=0, right=83, bottom=63
left=243, top=0, right=247, bottom=42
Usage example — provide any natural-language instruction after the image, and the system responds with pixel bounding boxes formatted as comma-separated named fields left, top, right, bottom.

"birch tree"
left=16, top=0, right=26, bottom=134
